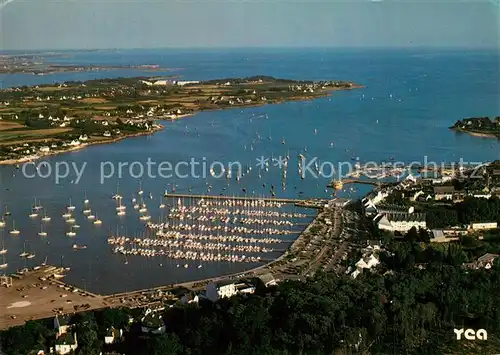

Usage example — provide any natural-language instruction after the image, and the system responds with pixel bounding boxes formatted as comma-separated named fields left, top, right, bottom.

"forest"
left=1, top=240, right=500, bottom=355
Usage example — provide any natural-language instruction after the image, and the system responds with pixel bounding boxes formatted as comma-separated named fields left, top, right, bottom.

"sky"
left=0, top=0, right=499, bottom=50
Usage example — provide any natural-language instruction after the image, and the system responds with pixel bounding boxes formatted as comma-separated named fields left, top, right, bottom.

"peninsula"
left=450, top=116, right=500, bottom=138
left=0, top=76, right=361, bottom=163
left=0, top=53, right=172, bottom=75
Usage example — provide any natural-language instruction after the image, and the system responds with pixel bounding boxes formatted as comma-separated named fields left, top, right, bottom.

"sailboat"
left=66, top=215, right=76, bottom=224
left=41, top=256, right=48, bottom=266
left=112, top=182, right=122, bottom=200
left=87, top=213, right=96, bottom=220
left=93, top=215, right=102, bottom=225
left=116, top=200, right=126, bottom=211
left=0, top=253, right=7, bottom=269
left=137, top=181, right=144, bottom=195
left=0, top=229, right=7, bottom=254
left=41, top=212, right=51, bottom=222
left=62, top=211, right=71, bottom=218
left=67, top=198, right=75, bottom=211
left=117, top=209, right=126, bottom=217
left=38, top=224, right=47, bottom=237
left=83, top=202, right=91, bottom=214
left=83, top=191, right=89, bottom=204
left=66, top=226, right=76, bottom=237
left=4, top=205, right=11, bottom=216
left=0, top=232, right=7, bottom=269
left=29, top=203, right=38, bottom=218
left=9, top=220, right=20, bottom=235
left=0, top=218, right=5, bottom=228
left=19, top=242, right=28, bottom=257
left=34, top=198, right=43, bottom=211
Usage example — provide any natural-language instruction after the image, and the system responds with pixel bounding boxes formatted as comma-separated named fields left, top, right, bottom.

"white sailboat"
left=83, top=202, right=91, bottom=214
left=137, top=181, right=144, bottom=195
left=87, top=213, right=96, bottom=220
left=62, top=212, right=71, bottom=218
left=139, top=215, right=151, bottom=221
left=117, top=209, right=126, bottom=217
left=41, top=212, right=51, bottom=222
left=29, top=202, right=38, bottom=218
left=83, top=191, right=89, bottom=204
left=41, top=256, right=48, bottom=266
left=9, top=220, right=20, bottom=235
left=93, top=215, right=102, bottom=225
left=34, top=198, right=43, bottom=211
left=66, top=226, right=76, bottom=237
left=0, top=218, right=5, bottom=228
left=116, top=200, right=126, bottom=211
left=19, top=242, right=28, bottom=257
left=38, top=224, right=47, bottom=237
left=0, top=238, right=7, bottom=268
left=111, top=182, right=122, bottom=200
left=0, top=229, right=7, bottom=254
left=67, top=198, right=75, bottom=211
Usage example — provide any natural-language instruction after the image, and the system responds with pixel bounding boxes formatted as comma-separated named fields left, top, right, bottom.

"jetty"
left=164, top=193, right=302, bottom=204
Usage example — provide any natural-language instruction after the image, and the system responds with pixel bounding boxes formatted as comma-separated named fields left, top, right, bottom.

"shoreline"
left=0, top=125, right=164, bottom=166
left=450, top=127, right=499, bottom=139
left=0, top=84, right=362, bottom=166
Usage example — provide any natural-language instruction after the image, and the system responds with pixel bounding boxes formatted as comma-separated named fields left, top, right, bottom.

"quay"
left=164, top=193, right=303, bottom=204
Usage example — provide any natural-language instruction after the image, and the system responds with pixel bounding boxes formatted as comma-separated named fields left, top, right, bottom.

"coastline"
left=0, top=84, right=362, bottom=166
left=450, top=127, right=499, bottom=139
left=0, top=124, right=164, bottom=166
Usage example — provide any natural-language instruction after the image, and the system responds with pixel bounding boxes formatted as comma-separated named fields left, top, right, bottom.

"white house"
left=78, top=135, right=88, bottom=141
left=470, top=222, right=498, bottom=231
left=206, top=280, right=237, bottom=302
left=69, top=140, right=81, bottom=146
left=140, top=309, right=166, bottom=334
left=53, top=315, right=78, bottom=354
left=39, top=146, right=50, bottom=153
left=103, top=131, right=111, bottom=137
left=104, top=327, right=123, bottom=344
left=54, top=333, right=78, bottom=355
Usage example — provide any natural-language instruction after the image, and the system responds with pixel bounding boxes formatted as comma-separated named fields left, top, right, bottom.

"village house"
left=463, top=253, right=499, bottom=270
left=140, top=309, right=166, bottom=334
left=104, top=327, right=123, bottom=344
left=433, top=185, right=455, bottom=200
left=469, top=222, right=498, bottom=231
left=53, top=315, right=78, bottom=354
left=206, top=280, right=237, bottom=302
left=257, top=273, right=277, bottom=287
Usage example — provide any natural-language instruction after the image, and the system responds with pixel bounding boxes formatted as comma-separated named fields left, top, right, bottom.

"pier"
left=164, top=193, right=303, bottom=204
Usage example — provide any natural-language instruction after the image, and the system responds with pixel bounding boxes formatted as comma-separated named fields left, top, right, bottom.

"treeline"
left=2, top=243, right=500, bottom=355
left=426, top=196, right=500, bottom=229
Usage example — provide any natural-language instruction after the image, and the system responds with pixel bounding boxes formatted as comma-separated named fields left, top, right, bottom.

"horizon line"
left=1, top=45, right=499, bottom=53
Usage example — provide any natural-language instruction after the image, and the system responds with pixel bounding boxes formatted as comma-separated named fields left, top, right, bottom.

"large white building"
left=206, top=280, right=237, bottom=302
left=375, top=213, right=427, bottom=233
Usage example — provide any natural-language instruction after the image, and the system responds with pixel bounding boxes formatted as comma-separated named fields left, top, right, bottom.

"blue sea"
left=0, top=48, right=498, bottom=293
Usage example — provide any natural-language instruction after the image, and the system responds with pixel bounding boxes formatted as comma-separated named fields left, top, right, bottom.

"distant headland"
left=450, top=116, right=500, bottom=139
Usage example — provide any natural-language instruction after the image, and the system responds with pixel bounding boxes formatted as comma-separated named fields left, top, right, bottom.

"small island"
left=450, top=116, right=500, bottom=138
left=0, top=75, right=361, bottom=163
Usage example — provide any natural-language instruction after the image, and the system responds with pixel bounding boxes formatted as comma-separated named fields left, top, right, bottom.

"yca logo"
left=454, top=328, right=488, bottom=340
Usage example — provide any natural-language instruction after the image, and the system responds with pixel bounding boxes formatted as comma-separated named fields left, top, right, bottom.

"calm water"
left=0, top=48, right=498, bottom=294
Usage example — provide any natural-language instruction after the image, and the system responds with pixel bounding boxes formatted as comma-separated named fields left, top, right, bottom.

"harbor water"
left=0, top=48, right=498, bottom=294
